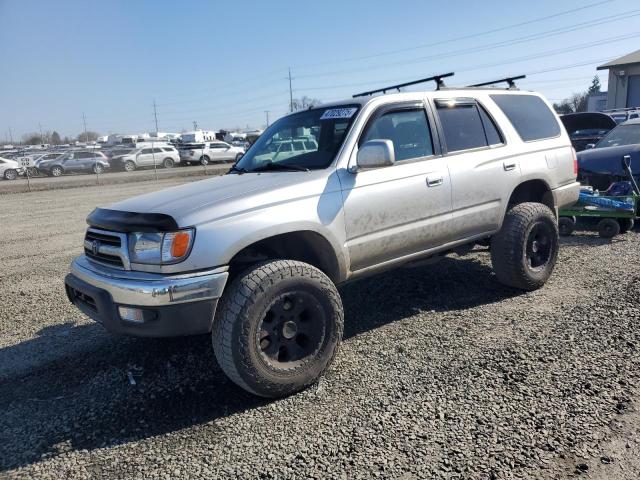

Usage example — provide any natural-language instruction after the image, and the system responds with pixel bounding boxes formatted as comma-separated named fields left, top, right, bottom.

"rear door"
left=433, top=97, right=519, bottom=240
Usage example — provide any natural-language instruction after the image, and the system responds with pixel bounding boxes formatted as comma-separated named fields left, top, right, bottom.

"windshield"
left=234, top=105, right=360, bottom=172
left=595, top=124, right=640, bottom=148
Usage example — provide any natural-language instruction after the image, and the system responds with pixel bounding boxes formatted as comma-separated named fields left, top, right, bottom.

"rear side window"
left=436, top=102, right=487, bottom=152
left=478, top=105, right=503, bottom=146
left=163, top=147, right=174, bottom=152
left=490, top=94, right=560, bottom=141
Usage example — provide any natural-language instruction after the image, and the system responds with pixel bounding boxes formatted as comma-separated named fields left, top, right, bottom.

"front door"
left=339, top=102, right=452, bottom=273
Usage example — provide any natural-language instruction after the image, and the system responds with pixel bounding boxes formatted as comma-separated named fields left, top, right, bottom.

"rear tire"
left=491, top=202, right=559, bottom=291
left=618, top=218, right=634, bottom=234
left=199, top=156, right=210, bottom=166
left=235, top=153, right=244, bottom=162
left=558, top=216, right=575, bottom=236
left=4, top=169, right=17, bottom=180
left=163, top=158, right=175, bottom=168
left=598, top=218, right=620, bottom=238
left=50, top=166, right=63, bottom=177
left=212, top=260, right=344, bottom=398
left=93, top=164, right=104, bottom=174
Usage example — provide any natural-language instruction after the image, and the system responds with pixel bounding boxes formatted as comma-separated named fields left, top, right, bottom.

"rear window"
left=490, top=94, right=560, bottom=141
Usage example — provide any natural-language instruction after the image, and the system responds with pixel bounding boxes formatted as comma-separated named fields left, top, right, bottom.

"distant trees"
left=77, top=131, right=100, bottom=142
left=17, top=129, right=100, bottom=145
left=291, top=96, right=321, bottom=111
left=553, top=75, right=602, bottom=114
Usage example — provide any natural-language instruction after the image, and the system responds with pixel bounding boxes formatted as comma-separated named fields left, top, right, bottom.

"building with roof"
left=597, top=49, right=640, bottom=110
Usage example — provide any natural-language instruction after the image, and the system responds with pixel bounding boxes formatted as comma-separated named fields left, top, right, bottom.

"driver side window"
left=361, top=109, right=434, bottom=161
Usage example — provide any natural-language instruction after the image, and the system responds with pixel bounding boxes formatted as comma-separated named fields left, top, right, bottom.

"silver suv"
left=65, top=89, right=579, bottom=398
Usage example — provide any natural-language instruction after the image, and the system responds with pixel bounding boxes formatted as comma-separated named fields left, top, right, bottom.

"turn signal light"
left=171, top=232, right=191, bottom=258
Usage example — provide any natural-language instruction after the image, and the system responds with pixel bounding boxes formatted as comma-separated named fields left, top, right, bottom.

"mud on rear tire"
left=212, top=260, right=344, bottom=398
left=491, top=202, right=559, bottom=291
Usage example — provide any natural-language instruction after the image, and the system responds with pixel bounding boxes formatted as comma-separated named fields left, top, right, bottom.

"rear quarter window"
left=490, top=94, right=560, bottom=142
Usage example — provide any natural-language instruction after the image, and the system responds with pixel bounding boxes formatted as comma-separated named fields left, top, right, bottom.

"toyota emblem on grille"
left=91, top=240, right=99, bottom=256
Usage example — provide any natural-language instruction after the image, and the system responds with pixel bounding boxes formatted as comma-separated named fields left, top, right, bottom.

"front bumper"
left=552, top=181, right=581, bottom=210
left=65, top=255, right=228, bottom=337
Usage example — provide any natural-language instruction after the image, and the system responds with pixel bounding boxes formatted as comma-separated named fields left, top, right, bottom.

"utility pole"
left=82, top=112, right=88, bottom=143
left=38, top=122, right=43, bottom=144
left=264, top=110, right=270, bottom=127
left=8, top=127, right=13, bottom=144
left=193, top=120, right=198, bottom=130
left=153, top=99, right=159, bottom=133
left=288, top=67, right=294, bottom=113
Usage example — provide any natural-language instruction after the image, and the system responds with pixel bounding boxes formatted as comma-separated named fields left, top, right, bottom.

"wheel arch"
left=506, top=179, right=555, bottom=216
left=227, top=230, right=344, bottom=284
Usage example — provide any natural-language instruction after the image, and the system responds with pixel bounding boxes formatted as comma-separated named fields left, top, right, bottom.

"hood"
left=107, top=170, right=330, bottom=227
left=560, top=113, right=616, bottom=135
left=578, top=143, right=640, bottom=161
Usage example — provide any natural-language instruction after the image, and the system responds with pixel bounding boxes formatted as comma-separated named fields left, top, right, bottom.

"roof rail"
left=353, top=72, right=455, bottom=98
left=468, top=75, right=526, bottom=89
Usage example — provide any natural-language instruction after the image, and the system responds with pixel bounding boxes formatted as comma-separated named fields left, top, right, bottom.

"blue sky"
left=0, top=0, right=637, bottom=140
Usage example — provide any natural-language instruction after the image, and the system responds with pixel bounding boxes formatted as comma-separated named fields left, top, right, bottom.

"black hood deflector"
left=87, top=208, right=179, bottom=232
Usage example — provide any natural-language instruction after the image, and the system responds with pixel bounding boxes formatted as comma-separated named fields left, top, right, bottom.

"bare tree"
left=291, top=96, right=321, bottom=111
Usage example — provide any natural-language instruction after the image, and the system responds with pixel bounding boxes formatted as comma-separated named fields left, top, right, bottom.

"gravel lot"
left=1, top=179, right=639, bottom=479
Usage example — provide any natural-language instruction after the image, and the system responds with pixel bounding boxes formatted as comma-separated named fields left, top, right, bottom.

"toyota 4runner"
left=65, top=88, right=580, bottom=397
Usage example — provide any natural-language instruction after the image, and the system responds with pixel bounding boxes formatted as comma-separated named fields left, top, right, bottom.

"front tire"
left=93, top=164, right=104, bottom=174
left=491, top=202, right=559, bottom=291
left=212, top=260, right=344, bottom=398
left=199, top=155, right=210, bottom=166
left=50, top=166, right=63, bottom=177
left=124, top=160, right=136, bottom=172
left=4, top=169, right=17, bottom=180
left=163, top=158, right=175, bottom=168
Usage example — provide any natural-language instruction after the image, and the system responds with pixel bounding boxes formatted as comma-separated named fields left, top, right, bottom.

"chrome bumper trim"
left=70, top=255, right=228, bottom=307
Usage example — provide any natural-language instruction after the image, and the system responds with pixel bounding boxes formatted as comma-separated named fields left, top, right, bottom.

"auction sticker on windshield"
left=320, top=108, right=358, bottom=120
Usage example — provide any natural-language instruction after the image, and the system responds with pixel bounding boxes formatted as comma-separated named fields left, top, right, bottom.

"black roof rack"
left=353, top=72, right=455, bottom=98
left=468, top=75, right=526, bottom=89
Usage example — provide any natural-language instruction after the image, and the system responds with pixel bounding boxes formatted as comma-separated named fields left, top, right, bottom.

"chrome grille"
left=84, top=228, right=129, bottom=269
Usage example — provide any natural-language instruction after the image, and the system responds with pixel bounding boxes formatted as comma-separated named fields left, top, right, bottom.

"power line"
left=295, top=0, right=616, bottom=69
left=295, top=10, right=640, bottom=79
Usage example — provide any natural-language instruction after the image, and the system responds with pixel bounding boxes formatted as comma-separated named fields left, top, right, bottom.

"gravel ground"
left=0, top=180, right=639, bottom=479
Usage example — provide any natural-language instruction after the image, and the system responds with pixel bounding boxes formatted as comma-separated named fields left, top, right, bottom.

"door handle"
left=426, top=176, right=444, bottom=187
left=503, top=162, right=517, bottom=171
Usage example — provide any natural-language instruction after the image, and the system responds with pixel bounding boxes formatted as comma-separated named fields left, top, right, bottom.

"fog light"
left=118, top=306, right=145, bottom=323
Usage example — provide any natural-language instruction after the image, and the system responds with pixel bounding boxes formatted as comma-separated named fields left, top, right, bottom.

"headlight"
left=128, top=229, right=194, bottom=264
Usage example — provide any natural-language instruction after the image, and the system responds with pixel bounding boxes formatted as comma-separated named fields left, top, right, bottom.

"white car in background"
left=113, top=146, right=181, bottom=172
left=0, top=156, right=24, bottom=180
left=179, top=141, right=244, bottom=165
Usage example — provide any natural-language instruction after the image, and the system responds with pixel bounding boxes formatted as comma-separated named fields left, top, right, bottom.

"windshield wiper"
left=251, top=162, right=310, bottom=173
left=228, top=164, right=249, bottom=174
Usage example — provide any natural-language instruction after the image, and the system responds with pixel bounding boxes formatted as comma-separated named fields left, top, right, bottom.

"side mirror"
left=355, top=139, right=395, bottom=170
left=586, top=143, right=596, bottom=149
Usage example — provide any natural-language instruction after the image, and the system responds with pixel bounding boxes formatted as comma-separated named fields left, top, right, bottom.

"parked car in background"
left=112, top=146, right=180, bottom=171
left=179, top=141, right=244, bottom=165
left=577, top=118, right=640, bottom=190
left=38, top=150, right=110, bottom=177
left=252, top=138, right=319, bottom=163
left=603, top=108, right=640, bottom=124
left=33, top=152, right=64, bottom=166
left=104, top=147, right=135, bottom=159
left=0, top=156, right=23, bottom=180
left=560, top=112, right=616, bottom=152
